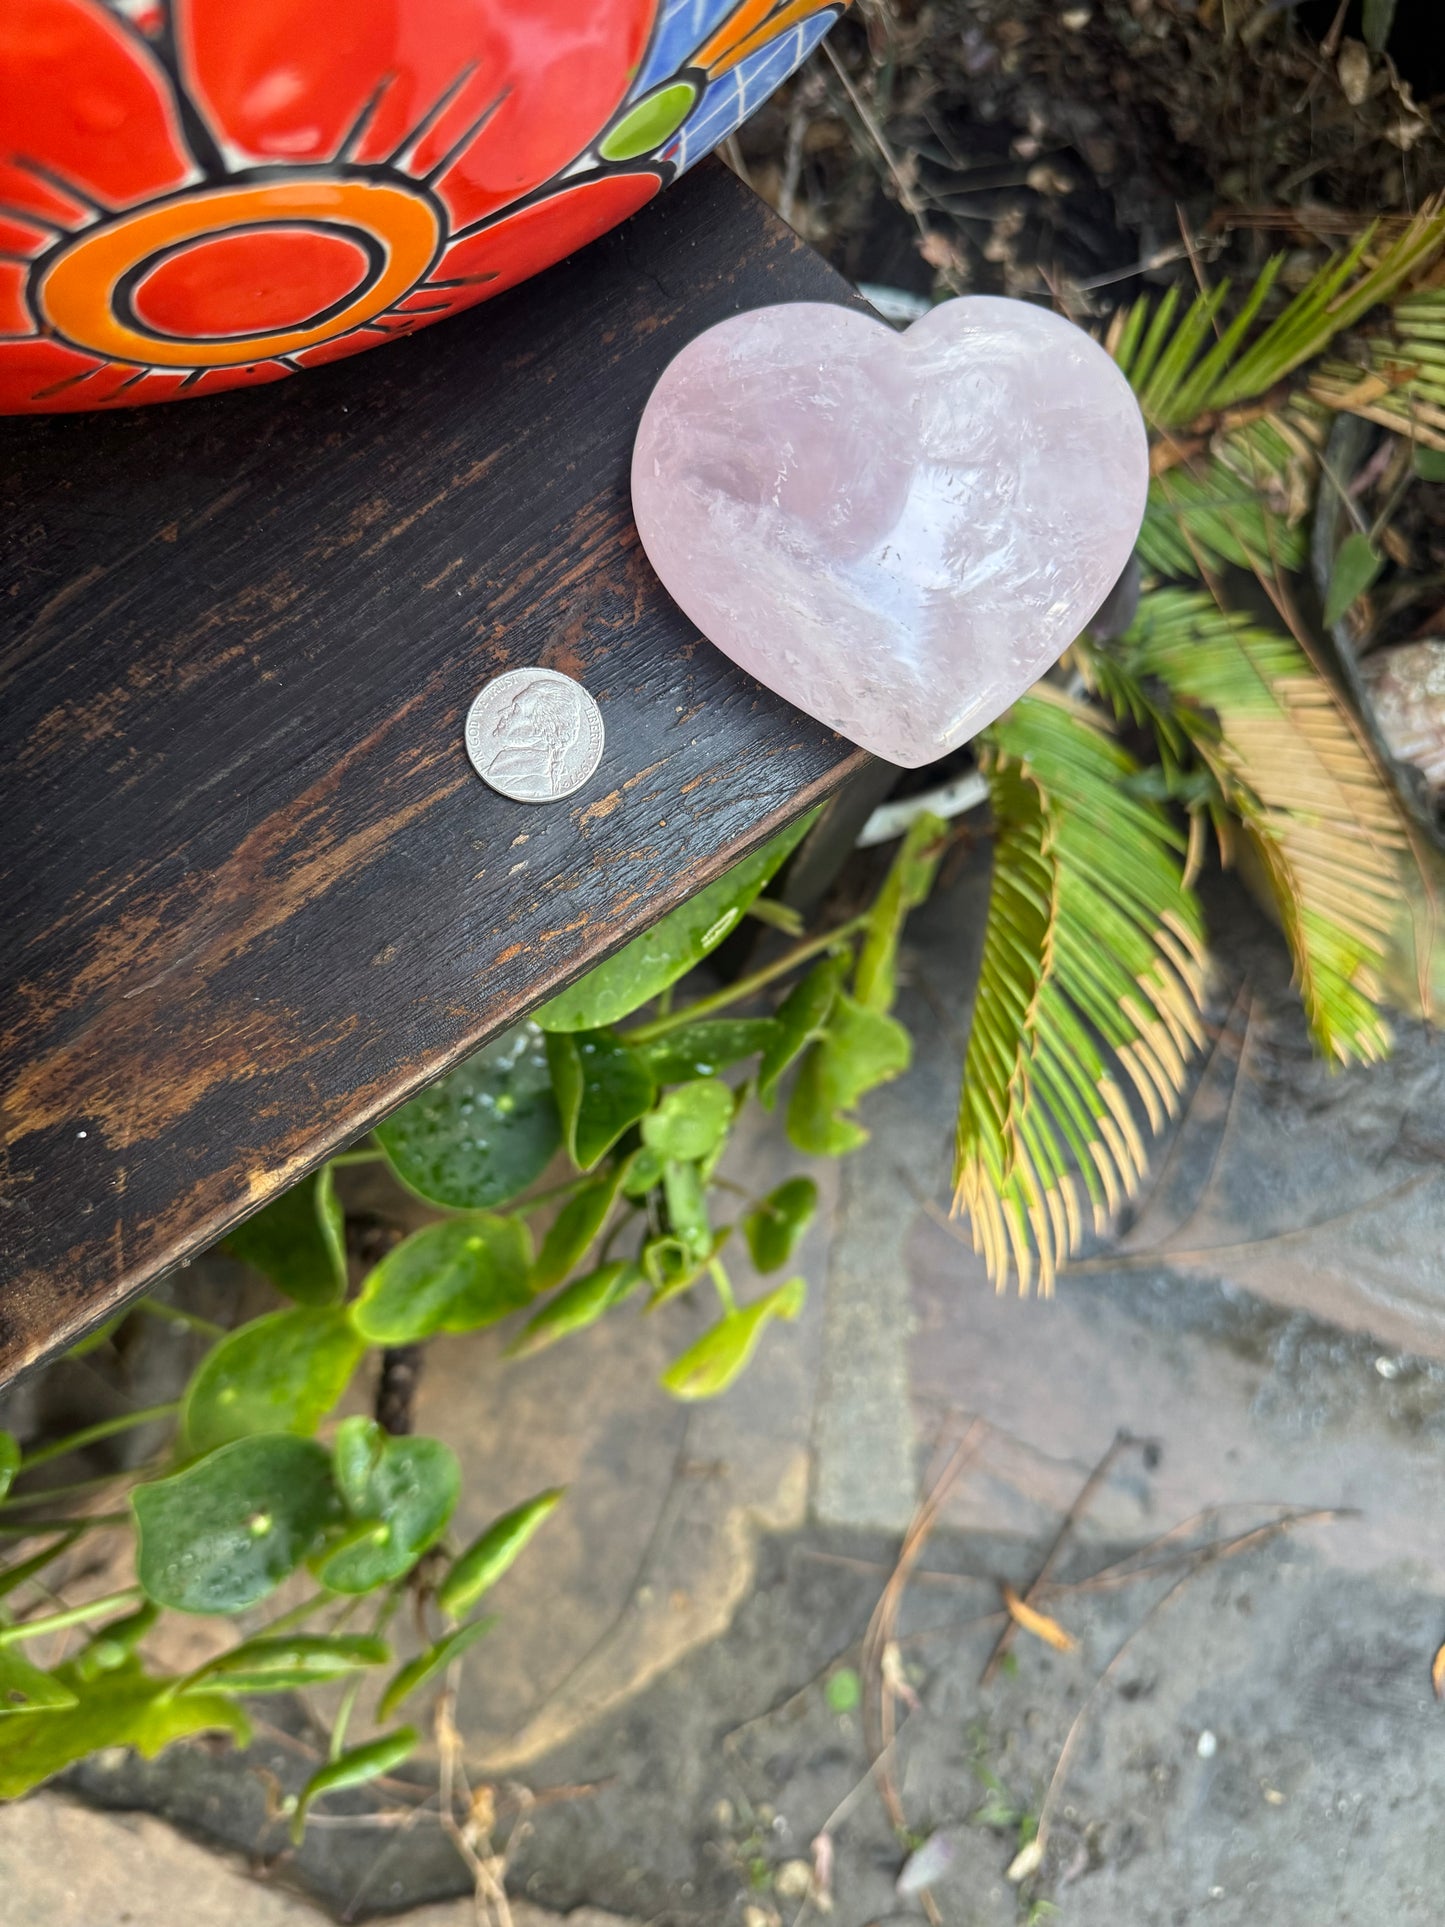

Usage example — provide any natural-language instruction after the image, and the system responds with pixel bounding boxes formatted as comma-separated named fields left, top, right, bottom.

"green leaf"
left=757, top=953, right=849, bottom=1108
left=1414, top=444, right=1445, bottom=482
left=1090, top=593, right=1396, bottom=1070
left=133, top=1436, right=340, bottom=1615
left=531, top=1164, right=625, bottom=1294
left=223, top=1168, right=346, bottom=1307
left=0, top=1433, right=18, bottom=1503
left=662, top=1158, right=712, bottom=1260
left=855, top=812, right=948, bottom=1011
left=183, top=1308, right=364, bottom=1456
left=546, top=1029, right=655, bottom=1170
left=182, top=1634, right=390, bottom=1696
left=375, top=1023, right=561, bottom=1210
left=629, top=1019, right=779, bottom=1084
left=507, top=1260, right=643, bottom=1358
left=534, top=814, right=816, bottom=1031
left=620, top=1144, right=666, bottom=1197
left=1363, top=0, right=1396, bottom=51
left=350, top=1214, right=533, bottom=1345
left=0, top=1660, right=249, bottom=1798
left=743, top=1177, right=819, bottom=1274
left=314, top=1421, right=459, bottom=1593
left=659, top=1277, right=807, bottom=1401
left=641, top=1080, right=735, bottom=1161
left=1323, top=530, right=1385, bottom=627
left=641, top=1233, right=717, bottom=1307
left=292, top=1728, right=417, bottom=1843
left=825, top=1666, right=862, bottom=1713
left=378, top=1615, right=495, bottom=1721
left=0, top=1534, right=83, bottom=1603
left=0, top=1649, right=77, bottom=1717
left=786, top=996, right=911, bottom=1155
left=74, top=1603, right=160, bottom=1682
left=437, top=1489, right=564, bottom=1618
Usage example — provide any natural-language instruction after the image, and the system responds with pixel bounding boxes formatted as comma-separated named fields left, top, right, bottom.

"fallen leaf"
left=1337, top=39, right=1372, bottom=106
left=1001, top=1583, right=1078, bottom=1653
left=1432, top=1639, right=1445, bottom=1699
left=1006, top=1836, right=1045, bottom=1883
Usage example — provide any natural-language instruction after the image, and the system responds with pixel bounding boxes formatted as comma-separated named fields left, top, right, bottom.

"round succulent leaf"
left=534, top=814, right=815, bottom=1031
left=314, top=1433, right=460, bottom=1593
left=183, top=1307, right=364, bottom=1456
left=546, top=1029, right=655, bottom=1170
left=757, top=952, right=849, bottom=1108
left=629, top=1018, right=778, bottom=1084
left=223, top=1167, right=347, bottom=1306
left=743, top=1176, right=819, bottom=1274
left=530, top=1164, right=625, bottom=1294
left=641, top=1079, right=734, bottom=1161
left=375, top=1024, right=561, bottom=1210
left=133, top=1435, right=340, bottom=1615
left=351, top=1214, right=533, bottom=1345
left=660, top=1277, right=807, bottom=1401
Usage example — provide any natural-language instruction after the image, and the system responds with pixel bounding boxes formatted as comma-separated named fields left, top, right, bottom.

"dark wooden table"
left=0, top=161, right=868, bottom=1387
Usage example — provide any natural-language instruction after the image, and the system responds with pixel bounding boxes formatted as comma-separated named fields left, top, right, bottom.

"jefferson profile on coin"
left=465, top=667, right=605, bottom=803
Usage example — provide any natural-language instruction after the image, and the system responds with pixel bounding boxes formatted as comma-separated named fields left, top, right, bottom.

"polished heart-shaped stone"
left=631, top=296, right=1149, bottom=767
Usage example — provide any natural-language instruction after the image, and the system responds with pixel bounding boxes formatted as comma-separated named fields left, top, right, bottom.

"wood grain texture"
left=0, top=162, right=868, bottom=1386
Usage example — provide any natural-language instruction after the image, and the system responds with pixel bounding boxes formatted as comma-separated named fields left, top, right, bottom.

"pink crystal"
left=631, top=296, right=1149, bottom=767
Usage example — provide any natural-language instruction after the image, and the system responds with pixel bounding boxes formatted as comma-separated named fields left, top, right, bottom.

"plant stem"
left=0, top=1469, right=152, bottom=1515
left=256, top=1590, right=334, bottom=1639
left=511, top=1174, right=595, bottom=1216
left=20, top=1402, right=179, bottom=1473
left=330, top=1676, right=363, bottom=1760
left=624, top=915, right=869, bottom=1043
left=0, top=1586, right=142, bottom=1645
left=133, top=1300, right=227, bottom=1340
left=708, top=1260, right=737, bottom=1315
left=0, top=1515, right=130, bottom=1537
left=329, top=1148, right=386, bottom=1168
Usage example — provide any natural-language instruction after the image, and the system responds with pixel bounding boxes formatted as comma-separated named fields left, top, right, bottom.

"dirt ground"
left=738, top=0, right=1442, bottom=309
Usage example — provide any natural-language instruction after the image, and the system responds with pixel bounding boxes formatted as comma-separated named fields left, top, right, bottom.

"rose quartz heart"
left=631, top=296, right=1149, bottom=767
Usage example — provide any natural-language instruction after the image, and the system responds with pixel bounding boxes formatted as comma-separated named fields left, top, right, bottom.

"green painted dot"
left=600, top=81, right=697, bottom=162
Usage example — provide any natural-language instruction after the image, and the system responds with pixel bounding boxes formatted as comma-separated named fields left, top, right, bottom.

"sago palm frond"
left=953, top=687, right=1208, bottom=1296
left=1083, top=590, right=1407, bottom=1065
left=1109, top=200, right=1445, bottom=432
left=1309, top=287, right=1445, bottom=451
left=1138, top=402, right=1326, bottom=580
left=1109, top=206, right=1445, bottom=578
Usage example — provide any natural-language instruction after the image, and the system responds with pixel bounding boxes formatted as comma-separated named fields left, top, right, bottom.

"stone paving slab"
left=0, top=1793, right=635, bottom=1927
left=13, top=860, right=1445, bottom=1926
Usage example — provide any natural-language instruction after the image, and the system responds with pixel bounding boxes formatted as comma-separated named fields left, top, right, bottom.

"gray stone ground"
left=8, top=854, right=1445, bottom=1925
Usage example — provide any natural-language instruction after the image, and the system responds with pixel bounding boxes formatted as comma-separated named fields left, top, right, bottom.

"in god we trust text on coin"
left=464, top=668, right=604, bottom=803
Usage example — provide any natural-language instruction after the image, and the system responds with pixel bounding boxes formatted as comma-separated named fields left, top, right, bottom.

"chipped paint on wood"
left=0, top=161, right=868, bottom=1385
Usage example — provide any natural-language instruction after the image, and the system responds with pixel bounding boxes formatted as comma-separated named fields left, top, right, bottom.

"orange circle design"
left=37, top=179, right=442, bottom=369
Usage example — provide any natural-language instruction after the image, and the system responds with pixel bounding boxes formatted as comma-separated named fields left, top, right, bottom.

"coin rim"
left=464, top=666, right=605, bottom=803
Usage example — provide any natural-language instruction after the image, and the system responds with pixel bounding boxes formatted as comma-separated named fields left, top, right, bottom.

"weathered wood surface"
left=0, top=161, right=868, bottom=1385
